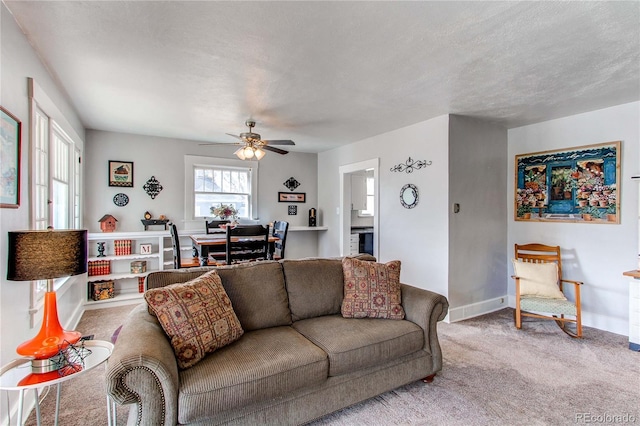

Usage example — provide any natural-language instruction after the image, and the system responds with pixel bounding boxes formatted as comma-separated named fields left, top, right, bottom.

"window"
left=360, top=176, right=375, bottom=216
left=184, top=155, right=258, bottom=223
left=194, top=166, right=251, bottom=218
left=29, top=79, right=83, bottom=307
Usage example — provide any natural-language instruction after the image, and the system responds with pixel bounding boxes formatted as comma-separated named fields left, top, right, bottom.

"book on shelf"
left=114, top=239, right=132, bottom=256
left=88, top=260, right=111, bottom=276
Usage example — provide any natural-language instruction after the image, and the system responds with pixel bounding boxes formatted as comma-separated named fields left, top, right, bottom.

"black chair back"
left=169, top=223, right=182, bottom=269
left=205, top=219, right=230, bottom=234
left=226, top=224, right=270, bottom=265
left=272, top=220, right=289, bottom=259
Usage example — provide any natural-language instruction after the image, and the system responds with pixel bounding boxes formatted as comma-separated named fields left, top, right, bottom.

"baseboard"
left=446, top=296, right=509, bottom=323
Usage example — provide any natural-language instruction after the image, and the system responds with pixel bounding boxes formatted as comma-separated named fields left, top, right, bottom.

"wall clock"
left=113, top=193, right=129, bottom=207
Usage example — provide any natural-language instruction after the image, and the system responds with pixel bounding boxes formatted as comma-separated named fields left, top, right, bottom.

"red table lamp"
left=7, top=229, right=87, bottom=369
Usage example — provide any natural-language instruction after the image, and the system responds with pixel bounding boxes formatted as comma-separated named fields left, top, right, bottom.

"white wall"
left=0, top=4, right=86, bottom=420
left=448, top=116, right=508, bottom=313
left=318, top=115, right=451, bottom=297
left=508, top=102, right=640, bottom=335
left=84, top=130, right=320, bottom=257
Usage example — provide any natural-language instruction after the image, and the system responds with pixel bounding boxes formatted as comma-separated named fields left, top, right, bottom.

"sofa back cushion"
left=145, top=262, right=291, bottom=331
left=282, top=255, right=376, bottom=322
left=215, top=261, right=292, bottom=330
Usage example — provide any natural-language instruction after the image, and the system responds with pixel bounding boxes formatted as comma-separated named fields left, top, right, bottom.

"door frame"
left=339, top=158, right=379, bottom=257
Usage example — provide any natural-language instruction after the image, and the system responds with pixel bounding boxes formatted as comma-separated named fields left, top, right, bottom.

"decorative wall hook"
left=283, top=177, right=301, bottom=191
left=390, top=157, right=432, bottom=173
left=143, top=176, right=163, bottom=199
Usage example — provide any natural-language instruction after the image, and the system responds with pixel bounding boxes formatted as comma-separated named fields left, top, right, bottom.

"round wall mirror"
left=400, top=184, right=418, bottom=209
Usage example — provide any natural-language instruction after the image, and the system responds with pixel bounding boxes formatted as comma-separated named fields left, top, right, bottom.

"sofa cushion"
left=215, top=261, right=292, bottom=330
left=282, top=255, right=377, bottom=322
left=292, top=314, right=423, bottom=377
left=144, top=270, right=244, bottom=369
left=341, top=257, right=405, bottom=319
left=178, top=326, right=328, bottom=424
left=282, top=258, right=345, bottom=322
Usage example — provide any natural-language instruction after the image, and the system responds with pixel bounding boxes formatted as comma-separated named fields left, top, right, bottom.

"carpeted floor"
left=25, top=306, right=640, bottom=425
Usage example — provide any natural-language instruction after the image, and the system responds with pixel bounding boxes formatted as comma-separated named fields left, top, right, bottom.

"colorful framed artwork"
left=515, top=141, right=621, bottom=223
left=108, top=160, right=134, bottom=187
left=0, top=106, right=22, bottom=208
left=278, top=192, right=306, bottom=203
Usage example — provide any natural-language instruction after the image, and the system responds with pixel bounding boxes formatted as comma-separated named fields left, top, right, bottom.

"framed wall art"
left=108, top=160, right=134, bottom=187
left=278, top=192, right=306, bottom=203
left=0, top=107, right=22, bottom=208
left=515, top=141, right=621, bottom=223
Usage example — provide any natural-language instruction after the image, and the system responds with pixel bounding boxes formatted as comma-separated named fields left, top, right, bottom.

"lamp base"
left=16, top=291, right=81, bottom=361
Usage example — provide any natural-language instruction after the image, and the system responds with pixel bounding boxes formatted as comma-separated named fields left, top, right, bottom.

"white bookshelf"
left=86, top=230, right=171, bottom=307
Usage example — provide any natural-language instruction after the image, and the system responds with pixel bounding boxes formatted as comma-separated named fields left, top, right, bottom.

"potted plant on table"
left=211, top=204, right=239, bottom=227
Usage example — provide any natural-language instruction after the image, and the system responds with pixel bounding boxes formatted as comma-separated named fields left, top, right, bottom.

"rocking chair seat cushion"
left=512, top=259, right=567, bottom=300
left=520, top=296, right=577, bottom=316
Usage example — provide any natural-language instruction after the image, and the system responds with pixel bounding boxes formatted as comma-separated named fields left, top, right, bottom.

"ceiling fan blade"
left=226, top=133, right=243, bottom=141
left=198, top=142, right=241, bottom=146
left=262, top=145, right=289, bottom=155
left=263, top=139, right=295, bottom=146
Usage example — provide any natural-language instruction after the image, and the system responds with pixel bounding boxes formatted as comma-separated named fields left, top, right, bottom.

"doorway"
left=339, top=158, right=379, bottom=258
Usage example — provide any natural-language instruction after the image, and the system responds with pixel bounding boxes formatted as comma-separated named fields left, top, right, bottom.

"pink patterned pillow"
left=341, top=257, right=405, bottom=320
left=144, top=270, right=244, bottom=369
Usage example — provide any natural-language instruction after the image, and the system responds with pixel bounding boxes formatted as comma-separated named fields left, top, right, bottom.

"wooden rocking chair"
left=512, top=243, right=583, bottom=338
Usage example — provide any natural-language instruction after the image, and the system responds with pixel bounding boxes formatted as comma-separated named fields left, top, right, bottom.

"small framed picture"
left=108, top=160, right=134, bottom=187
left=278, top=192, right=306, bottom=203
left=140, top=244, right=152, bottom=254
left=1, top=107, right=22, bottom=208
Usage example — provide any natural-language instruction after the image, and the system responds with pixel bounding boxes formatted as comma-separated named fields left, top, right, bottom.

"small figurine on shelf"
left=144, top=211, right=152, bottom=220
left=97, top=242, right=106, bottom=257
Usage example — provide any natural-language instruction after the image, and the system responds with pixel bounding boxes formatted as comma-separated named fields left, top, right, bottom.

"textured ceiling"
left=5, top=1, right=640, bottom=153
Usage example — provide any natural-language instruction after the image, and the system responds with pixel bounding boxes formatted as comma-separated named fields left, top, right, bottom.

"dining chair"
left=512, top=243, right=583, bottom=338
left=204, top=219, right=229, bottom=261
left=170, top=223, right=217, bottom=269
left=225, top=224, right=270, bottom=265
left=205, top=219, right=230, bottom=234
left=272, top=220, right=289, bottom=260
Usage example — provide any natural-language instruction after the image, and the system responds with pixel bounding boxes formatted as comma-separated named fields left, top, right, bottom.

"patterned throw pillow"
left=341, top=257, right=405, bottom=319
left=144, top=270, right=244, bottom=369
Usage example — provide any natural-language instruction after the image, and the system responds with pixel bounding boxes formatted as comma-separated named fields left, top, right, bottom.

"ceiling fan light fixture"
left=254, top=147, right=266, bottom=160
left=234, top=147, right=247, bottom=160
left=243, top=146, right=255, bottom=159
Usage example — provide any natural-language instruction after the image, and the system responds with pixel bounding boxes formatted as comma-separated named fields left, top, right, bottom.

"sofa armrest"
left=106, top=304, right=179, bottom=426
left=401, top=284, right=449, bottom=374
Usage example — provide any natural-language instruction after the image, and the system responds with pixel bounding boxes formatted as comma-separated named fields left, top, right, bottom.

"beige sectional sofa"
left=106, top=257, right=449, bottom=425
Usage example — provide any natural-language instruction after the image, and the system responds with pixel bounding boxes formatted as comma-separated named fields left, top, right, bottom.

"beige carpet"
left=25, top=307, right=640, bottom=425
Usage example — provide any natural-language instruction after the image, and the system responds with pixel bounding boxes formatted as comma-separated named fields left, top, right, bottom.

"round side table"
left=0, top=340, right=114, bottom=426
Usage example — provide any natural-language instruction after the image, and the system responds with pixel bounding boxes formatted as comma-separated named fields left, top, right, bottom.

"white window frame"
left=28, top=79, right=84, bottom=322
left=184, top=155, right=259, bottom=227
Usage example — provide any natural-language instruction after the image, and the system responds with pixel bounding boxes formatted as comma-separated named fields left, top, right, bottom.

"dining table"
left=190, top=233, right=280, bottom=266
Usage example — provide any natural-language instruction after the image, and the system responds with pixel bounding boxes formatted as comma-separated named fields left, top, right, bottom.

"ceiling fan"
left=200, top=120, right=295, bottom=160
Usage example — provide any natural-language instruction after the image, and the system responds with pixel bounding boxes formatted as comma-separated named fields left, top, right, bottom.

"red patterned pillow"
left=144, top=270, right=244, bottom=369
left=341, top=257, right=405, bottom=319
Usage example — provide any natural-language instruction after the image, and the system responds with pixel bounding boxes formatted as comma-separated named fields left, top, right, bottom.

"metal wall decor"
left=400, top=184, right=419, bottom=209
left=390, top=157, right=432, bottom=173
left=288, top=205, right=297, bottom=215
left=113, top=193, right=129, bottom=207
left=143, top=176, right=163, bottom=199
left=283, top=177, right=301, bottom=191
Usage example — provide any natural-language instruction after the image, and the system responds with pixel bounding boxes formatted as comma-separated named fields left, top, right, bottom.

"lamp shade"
left=7, top=229, right=88, bottom=281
